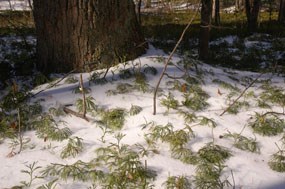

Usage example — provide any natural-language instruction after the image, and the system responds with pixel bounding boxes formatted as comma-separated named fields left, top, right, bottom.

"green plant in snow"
left=198, top=116, right=217, bottom=128
left=20, top=162, right=43, bottom=187
left=32, top=115, right=72, bottom=141
left=197, top=142, right=231, bottom=165
left=89, top=71, right=108, bottom=85
left=227, top=101, right=250, bottom=114
left=101, top=108, right=126, bottom=130
left=212, top=79, right=240, bottom=92
left=194, top=142, right=232, bottom=189
left=64, top=76, right=78, bottom=84
left=268, top=146, right=285, bottom=172
left=95, top=133, right=156, bottom=188
left=129, top=105, right=143, bottom=116
left=182, top=93, right=209, bottom=111
left=224, top=132, right=260, bottom=153
left=76, top=96, right=97, bottom=113
left=60, top=137, right=83, bottom=159
left=119, top=68, right=134, bottom=79
left=134, top=72, right=150, bottom=93
left=37, top=179, right=58, bottom=189
left=259, top=85, right=285, bottom=111
left=160, top=92, right=179, bottom=113
left=48, top=107, right=65, bottom=117
left=163, top=175, right=192, bottom=189
left=178, top=110, right=197, bottom=124
left=106, top=83, right=134, bottom=96
left=248, top=113, right=285, bottom=136
left=41, top=160, right=103, bottom=182
left=147, top=123, right=196, bottom=164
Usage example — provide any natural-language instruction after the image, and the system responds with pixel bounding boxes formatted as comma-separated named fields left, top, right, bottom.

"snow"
left=0, top=41, right=284, bottom=188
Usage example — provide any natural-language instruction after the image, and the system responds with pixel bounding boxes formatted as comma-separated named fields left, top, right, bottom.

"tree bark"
left=199, top=0, right=212, bottom=60
left=33, top=0, right=147, bottom=73
left=279, top=0, right=285, bottom=24
left=245, top=0, right=261, bottom=33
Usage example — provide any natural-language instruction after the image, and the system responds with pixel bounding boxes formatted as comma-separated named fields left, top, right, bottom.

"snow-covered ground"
left=0, top=41, right=284, bottom=188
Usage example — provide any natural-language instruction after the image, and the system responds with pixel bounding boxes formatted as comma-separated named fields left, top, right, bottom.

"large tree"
left=199, top=0, right=212, bottom=60
left=33, top=0, right=146, bottom=73
left=245, top=0, right=261, bottom=33
left=279, top=0, right=285, bottom=24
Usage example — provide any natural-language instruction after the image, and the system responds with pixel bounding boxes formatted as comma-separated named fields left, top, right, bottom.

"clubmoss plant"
left=248, top=113, right=285, bottom=136
left=163, top=175, right=192, bottom=189
left=160, top=92, right=179, bottom=113
left=129, top=105, right=143, bottom=116
left=64, top=76, right=78, bottom=84
left=76, top=96, right=97, bottom=113
left=101, top=108, right=126, bottom=130
left=95, top=133, right=156, bottom=188
left=37, top=178, right=58, bottom=189
left=32, top=115, right=72, bottom=141
left=224, top=132, right=260, bottom=153
left=20, top=162, right=42, bottom=187
left=212, top=79, right=240, bottom=92
left=60, top=137, right=83, bottom=159
left=268, top=145, right=285, bottom=172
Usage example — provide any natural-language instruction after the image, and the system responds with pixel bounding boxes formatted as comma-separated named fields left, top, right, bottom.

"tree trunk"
left=212, top=0, right=220, bottom=25
left=279, top=0, right=285, bottom=24
left=245, top=0, right=261, bottom=33
left=199, top=0, right=212, bottom=60
left=33, top=0, right=147, bottom=73
left=136, top=0, right=142, bottom=24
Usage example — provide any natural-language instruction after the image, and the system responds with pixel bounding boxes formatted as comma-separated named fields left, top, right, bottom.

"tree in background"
left=212, top=0, right=220, bottom=25
left=199, top=0, right=212, bottom=60
left=33, top=0, right=146, bottom=73
left=245, top=0, right=261, bottom=33
left=279, top=0, right=285, bottom=24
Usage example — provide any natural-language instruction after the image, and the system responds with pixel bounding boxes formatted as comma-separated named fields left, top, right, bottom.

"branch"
left=220, top=72, right=264, bottom=116
left=63, top=106, right=89, bottom=122
left=79, top=74, right=87, bottom=119
left=153, top=7, right=199, bottom=115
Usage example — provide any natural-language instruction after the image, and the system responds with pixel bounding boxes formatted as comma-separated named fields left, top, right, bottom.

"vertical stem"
left=18, top=108, right=23, bottom=154
left=80, top=74, right=87, bottom=118
left=153, top=8, right=199, bottom=115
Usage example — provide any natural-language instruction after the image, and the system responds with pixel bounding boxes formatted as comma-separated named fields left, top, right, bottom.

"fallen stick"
left=63, top=106, right=89, bottom=122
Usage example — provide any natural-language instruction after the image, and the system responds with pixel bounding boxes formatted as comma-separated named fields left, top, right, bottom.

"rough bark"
left=33, top=0, right=147, bottom=73
left=279, top=0, right=285, bottom=24
left=245, top=0, right=261, bottom=33
left=199, top=0, right=212, bottom=60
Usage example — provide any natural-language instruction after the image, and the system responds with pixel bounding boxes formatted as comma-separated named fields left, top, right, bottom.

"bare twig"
left=220, top=72, right=264, bottom=116
left=17, top=108, right=23, bottom=154
left=153, top=6, right=199, bottom=115
left=31, top=69, right=76, bottom=98
left=80, top=74, right=87, bottom=119
left=63, top=106, right=89, bottom=122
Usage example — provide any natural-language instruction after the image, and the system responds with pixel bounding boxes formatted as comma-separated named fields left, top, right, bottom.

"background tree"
left=199, top=0, right=212, bottom=60
left=279, top=0, right=285, bottom=24
left=245, top=0, right=261, bottom=33
left=33, top=0, right=146, bottom=73
left=212, top=0, right=220, bottom=25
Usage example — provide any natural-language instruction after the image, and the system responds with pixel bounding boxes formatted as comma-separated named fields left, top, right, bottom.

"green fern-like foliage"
left=198, top=116, right=217, bottom=128
left=182, top=93, right=208, bottom=111
left=32, top=115, right=72, bottom=141
left=143, top=66, right=158, bottom=75
left=101, top=108, right=126, bottom=130
left=224, top=132, right=260, bottom=153
left=160, top=93, right=179, bottom=112
left=41, top=160, right=104, bottom=182
left=259, top=85, right=285, bottom=107
left=60, top=137, right=83, bottom=159
left=212, top=79, right=240, bottom=92
left=129, top=105, right=143, bottom=116
left=163, top=175, right=192, bottom=189
left=194, top=143, right=232, bottom=189
left=268, top=150, right=285, bottom=172
left=76, top=96, right=97, bottom=113
left=64, top=76, right=78, bottom=84
left=248, top=113, right=285, bottom=136
left=198, top=142, right=231, bottom=164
